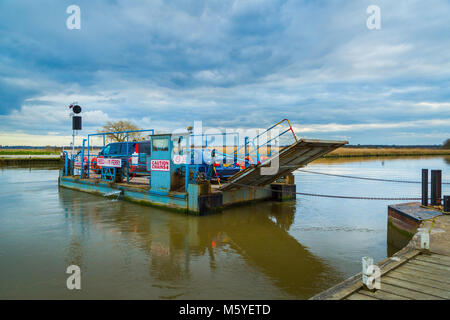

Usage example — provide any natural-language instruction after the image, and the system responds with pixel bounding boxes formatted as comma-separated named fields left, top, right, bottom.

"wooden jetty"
left=311, top=204, right=450, bottom=300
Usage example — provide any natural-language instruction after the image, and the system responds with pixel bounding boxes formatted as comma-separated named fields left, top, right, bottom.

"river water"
left=1, top=156, right=449, bottom=299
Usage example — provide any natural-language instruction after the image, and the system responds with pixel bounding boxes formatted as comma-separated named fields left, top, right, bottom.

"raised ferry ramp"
left=220, top=139, right=347, bottom=191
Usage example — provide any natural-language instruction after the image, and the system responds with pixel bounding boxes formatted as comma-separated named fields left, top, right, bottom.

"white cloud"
left=414, top=102, right=450, bottom=111
left=294, top=119, right=450, bottom=133
left=0, top=132, right=87, bottom=146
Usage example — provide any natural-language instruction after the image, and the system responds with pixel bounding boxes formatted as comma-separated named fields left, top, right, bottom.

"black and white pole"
left=69, top=104, right=82, bottom=157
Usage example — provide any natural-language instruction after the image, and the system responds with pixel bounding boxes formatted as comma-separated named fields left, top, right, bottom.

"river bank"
left=325, top=147, right=450, bottom=158
left=1, top=147, right=449, bottom=166
left=0, top=155, right=61, bottom=166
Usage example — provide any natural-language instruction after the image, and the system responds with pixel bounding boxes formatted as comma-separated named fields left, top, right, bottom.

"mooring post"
left=436, top=170, right=442, bottom=205
left=362, top=257, right=372, bottom=288
left=417, top=228, right=430, bottom=250
left=444, top=196, right=450, bottom=213
left=431, top=170, right=442, bottom=205
left=422, top=169, right=428, bottom=206
left=361, top=256, right=379, bottom=290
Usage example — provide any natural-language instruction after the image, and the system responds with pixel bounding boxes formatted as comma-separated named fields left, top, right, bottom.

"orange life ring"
left=91, top=157, right=97, bottom=170
left=128, top=157, right=137, bottom=172
left=126, top=157, right=137, bottom=179
left=91, top=156, right=103, bottom=173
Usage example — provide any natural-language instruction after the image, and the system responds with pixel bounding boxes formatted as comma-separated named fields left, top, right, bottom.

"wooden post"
left=444, top=196, right=450, bottom=213
left=422, top=169, right=428, bottom=206
left=431, top=170, right=442, bottom=205
left=286, top=173, right=295, bottom=185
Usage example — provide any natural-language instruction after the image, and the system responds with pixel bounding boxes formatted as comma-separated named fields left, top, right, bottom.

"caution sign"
left=151, top=159, right=170, bottom=171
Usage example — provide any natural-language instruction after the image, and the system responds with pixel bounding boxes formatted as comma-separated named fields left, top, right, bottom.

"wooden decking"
left=345, top=252, right=450, bottom=300
left=311, top=213, right=450, bottom=300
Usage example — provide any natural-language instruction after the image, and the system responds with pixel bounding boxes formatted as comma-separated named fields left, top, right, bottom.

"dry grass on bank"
left=0, top=148, right=61, bottom=155
left=214, top=146, right=450, bottom=158
left=325, top=147, right=450, bottom=158
left=1, top=146, right=449, bottom=158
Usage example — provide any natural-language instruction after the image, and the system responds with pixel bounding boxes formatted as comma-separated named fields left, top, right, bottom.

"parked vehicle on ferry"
left=91, top=141, right=151, bottom=175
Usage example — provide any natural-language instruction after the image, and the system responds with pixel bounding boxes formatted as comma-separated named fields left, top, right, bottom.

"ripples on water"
left=0, top=157, right=449, bottom=299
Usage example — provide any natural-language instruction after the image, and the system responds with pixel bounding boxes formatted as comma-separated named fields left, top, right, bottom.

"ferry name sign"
left=97, top=158, right=122, bottom=168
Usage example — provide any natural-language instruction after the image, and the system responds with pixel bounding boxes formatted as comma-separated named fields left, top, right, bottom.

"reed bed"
left=203, top=146, right=450, bottom=158
left=0, top=148, right=61, bottom=155
left=325, top=147, right=450, bottom=158
left=1, top=146, right=449, bottom=158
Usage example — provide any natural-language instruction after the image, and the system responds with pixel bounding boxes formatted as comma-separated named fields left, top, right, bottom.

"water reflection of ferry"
left=59, top=188, right=340, bottom=298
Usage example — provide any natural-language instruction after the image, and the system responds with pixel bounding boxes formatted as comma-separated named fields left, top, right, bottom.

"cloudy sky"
left=0, top=0, right=449, bottom=146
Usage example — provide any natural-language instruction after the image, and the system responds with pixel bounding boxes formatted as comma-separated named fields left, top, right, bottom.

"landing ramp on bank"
left=220, top=139, right=347, bottom=191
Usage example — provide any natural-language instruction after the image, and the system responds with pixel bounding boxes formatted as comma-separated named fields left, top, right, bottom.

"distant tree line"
left=444, top=139, right=450, bottom=149
left=343, top=144, right=445, bottom=149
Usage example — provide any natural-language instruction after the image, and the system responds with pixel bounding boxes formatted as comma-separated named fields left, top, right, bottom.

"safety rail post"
left=222, top=132, right=226, bottom=165
left=251, top=140, right=260, bottom=165
left=185, top=164, right=189, bottom=192
left=422, top=169, right=428, bottom=206
left=126, top=132, right=129, bottom=183
left=87, top=136, right=90, bottom=178
left=71, top=154, right=74, bottom=176
left=244, top=136, right=249, bottom=168
left=63, top=151, right=69, bottom=176
left=184, top=134, right=190, bottom=192
left=431, top=170, right=442, bottom=205
left=255, top=133, right=260, bottom=164
left=80, top=139, right=86, bottom=178
left=234, top=135, right=238, bottom=164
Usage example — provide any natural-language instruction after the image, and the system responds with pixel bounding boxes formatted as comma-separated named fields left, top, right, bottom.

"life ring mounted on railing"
left=127, top=157, right=137, bottom=179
